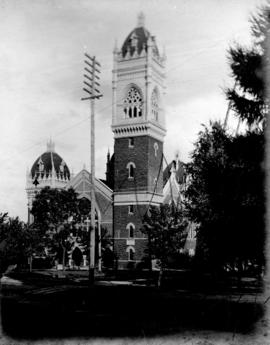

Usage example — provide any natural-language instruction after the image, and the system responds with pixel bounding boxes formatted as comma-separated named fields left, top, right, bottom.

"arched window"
left=151, top=88, right=159, bottom=121
left=129, top=249, right=134, bottom=261
left=123, top=86, right=142, bottom=118
left=126, top=246, right=135, bottom=261
left=126, top=222, right=135, bottom=238
left=126, top=162, right=136, bottom=179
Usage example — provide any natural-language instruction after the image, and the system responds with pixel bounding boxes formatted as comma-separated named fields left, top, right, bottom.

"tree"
left=226, top=5, right=269, bottom=128
left=185, top=6, right=267, bottom=277
left=31, top=186, right=80, bottom=230
left=185, top=121, right=265, bottom=275
left=31, top=187, right=87, bottom=269
left=31, top=187, right=111, bottom=270
left=0, top=214, right=40, bottom=273
left=142, top=204, right=188, bottom=287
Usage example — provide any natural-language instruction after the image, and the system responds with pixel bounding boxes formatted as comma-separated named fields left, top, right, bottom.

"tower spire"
left=137, top=12, right=145, bottom=27
left=50, top=150, right=56, bottom=187
left=47, top=138, right=55, bottom=152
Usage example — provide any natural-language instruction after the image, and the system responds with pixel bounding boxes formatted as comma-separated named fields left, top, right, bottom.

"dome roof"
left=31, top=141, right=70, bottom=181
left=121, top=12, right=160, bottom=58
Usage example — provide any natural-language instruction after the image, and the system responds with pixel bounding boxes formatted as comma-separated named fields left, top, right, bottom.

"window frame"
left=128, top=205, right=134, bottom=215
left=129, top=137, right=134, bottom=148
left=126, top=222, right=135, bottom=238
left=126, top=162, right=136, bottom=179
left=123, top=86, right=143, bottom=119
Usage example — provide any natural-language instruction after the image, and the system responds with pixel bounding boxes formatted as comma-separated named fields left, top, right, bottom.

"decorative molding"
left=112, top=122, right=166, bottom=141
left=127, top=239, right=135, bottom=246
left=114, top=237, right=146, bottom=240
left=114, top=192, right=163, bottom=205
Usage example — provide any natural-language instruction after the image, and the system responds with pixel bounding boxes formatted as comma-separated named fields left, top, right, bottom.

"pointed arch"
left=123, top=84, right=143, bottom=119
left=126, top=222, right=135, bottom=238
left=126, top=245, right=135, bottom=261
left=126, top=162, right=136, bottom=179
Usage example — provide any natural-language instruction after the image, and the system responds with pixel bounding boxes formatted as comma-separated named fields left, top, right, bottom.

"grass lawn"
left=0, top=269, right=267, bottom=342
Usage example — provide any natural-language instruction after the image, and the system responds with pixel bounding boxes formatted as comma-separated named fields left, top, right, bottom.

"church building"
left=26, top=13, right=195, bottom=269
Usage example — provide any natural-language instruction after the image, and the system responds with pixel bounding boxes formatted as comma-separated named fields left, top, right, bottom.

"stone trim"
left=114, top=192, right=163, bottom=205
left=112, top=122, right=166, bottom=141
left=113, top=237, right=147, bottom=240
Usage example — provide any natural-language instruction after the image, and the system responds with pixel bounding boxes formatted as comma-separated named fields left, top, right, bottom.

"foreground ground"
left=0, top=269, right=269, bottom=344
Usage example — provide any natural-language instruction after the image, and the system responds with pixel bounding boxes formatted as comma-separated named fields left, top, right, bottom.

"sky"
left=0, top=0, right=266, bottom=221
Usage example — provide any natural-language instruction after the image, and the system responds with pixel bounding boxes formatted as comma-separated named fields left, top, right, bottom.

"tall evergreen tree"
left=185, top=122, right=265, bottom=273
left=226, top=5, right=269, bottom=128
left=186, top=7, right=267, bottom=275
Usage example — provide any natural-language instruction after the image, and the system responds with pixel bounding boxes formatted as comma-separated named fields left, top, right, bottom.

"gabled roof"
left=65, top=170, right=113, bottom=219
left=65, top=169, right=112, bottom=201
left=163, top=159, right=186, bottom=187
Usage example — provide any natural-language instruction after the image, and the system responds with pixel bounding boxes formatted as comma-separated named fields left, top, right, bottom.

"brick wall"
left=113, top=204, right=148, bottom=265
left=114, top=136, right=163, bottom=193
left=114, top=204, right=147, bottom=238
left=113, top=135, right=163, bottom=267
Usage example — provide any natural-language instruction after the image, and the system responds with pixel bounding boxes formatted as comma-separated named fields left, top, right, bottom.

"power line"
left=6, top=33, right=239, bottom=164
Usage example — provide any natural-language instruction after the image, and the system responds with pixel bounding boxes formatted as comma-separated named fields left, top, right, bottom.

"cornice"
left=111, top=121, right=166, bottom=141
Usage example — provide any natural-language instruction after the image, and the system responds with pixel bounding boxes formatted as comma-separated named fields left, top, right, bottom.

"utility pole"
left=82, top=53, right=102, bottom=284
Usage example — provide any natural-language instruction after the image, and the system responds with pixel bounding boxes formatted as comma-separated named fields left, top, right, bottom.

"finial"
left=47, top=138, right=55, bottom=152
left=137, top=11, right=145, bottom=27
left=175, top=150, right=180, bottom=170
left=50, top=150, right=56, bottom=186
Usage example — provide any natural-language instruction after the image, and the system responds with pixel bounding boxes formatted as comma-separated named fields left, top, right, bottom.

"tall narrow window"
left=128, top=205, right=134, bottom=214
left=123, top=86, right=142, bottom=118
left=126, top=222, right=135, bottom=238
left=129, top=249, right=134, bottom=261
left=129, top=225, right=134, bottom=238
left=126, top=162, right=136, bottom=179
left=153, top=142, right=159, bottom=157
left=126, top=246, right=135, bottom=261
left=151, top=88, right=159, bottom=121
left=129, top=165, right=134, bottom=178
left=129, top=137, right=134, bottom=148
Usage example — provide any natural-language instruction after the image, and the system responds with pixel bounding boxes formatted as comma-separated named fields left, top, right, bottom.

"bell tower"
left=112, top=13, right=166, bottom=269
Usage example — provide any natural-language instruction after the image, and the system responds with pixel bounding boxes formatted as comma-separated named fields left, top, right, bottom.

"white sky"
left=0, top=0, right=266, bottom=221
